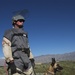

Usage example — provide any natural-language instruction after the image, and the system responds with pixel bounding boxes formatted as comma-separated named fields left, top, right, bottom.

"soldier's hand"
left=9, top=60, right=16, bottom=74
left=30, top=58, right=35, bottom=68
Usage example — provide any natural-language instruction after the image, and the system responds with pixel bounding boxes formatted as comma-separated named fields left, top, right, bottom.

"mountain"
left=0, top=51, right=75, bottom=66
left=34, top=51, right=75, bottom=63
left=0, top=58, right=5, bottom=66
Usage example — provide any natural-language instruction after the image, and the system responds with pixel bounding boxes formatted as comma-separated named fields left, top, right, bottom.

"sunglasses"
left=17, top=19, right=25, bottom=22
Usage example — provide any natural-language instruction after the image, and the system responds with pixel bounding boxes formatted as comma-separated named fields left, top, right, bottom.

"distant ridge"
left=34, top=51, right=75, bottom=63
left=0, top=51, right=75, bottom=66
left=0, top=58, right=5, bottom=66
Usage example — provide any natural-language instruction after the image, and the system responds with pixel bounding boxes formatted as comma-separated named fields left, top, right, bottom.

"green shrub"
left=0, top=61, right=75, bottom=75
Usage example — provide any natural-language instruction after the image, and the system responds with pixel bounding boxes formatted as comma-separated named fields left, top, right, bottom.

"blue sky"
left=0, top=0, right=75, bottom=58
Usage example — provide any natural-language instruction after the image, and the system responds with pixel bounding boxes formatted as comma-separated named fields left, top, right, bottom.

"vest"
left=4, top=28, right=30, bottom=57
left=4, top=28, right=31, bottom=70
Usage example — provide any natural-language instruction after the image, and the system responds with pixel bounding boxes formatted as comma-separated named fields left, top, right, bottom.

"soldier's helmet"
left=12, top=15, right=25, bottom=25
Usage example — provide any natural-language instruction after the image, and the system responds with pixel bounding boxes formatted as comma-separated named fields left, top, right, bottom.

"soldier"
left=2, top=15, right=35, bottom=75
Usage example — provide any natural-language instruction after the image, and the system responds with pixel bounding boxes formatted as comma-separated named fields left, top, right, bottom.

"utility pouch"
left=18, top=51, right=30, bottom=69
left=15, top=48, right=30, bottom=57
left=24, top=48, right=30, bottom=57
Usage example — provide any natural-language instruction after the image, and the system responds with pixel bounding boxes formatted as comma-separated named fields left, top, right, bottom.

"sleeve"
left=29, top=48, right=34, bottom=59
left=2, top=36, right=13, bottom=62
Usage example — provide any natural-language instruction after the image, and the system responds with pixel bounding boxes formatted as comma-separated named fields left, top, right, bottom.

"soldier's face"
left=16, top=20, right=24, bottom=26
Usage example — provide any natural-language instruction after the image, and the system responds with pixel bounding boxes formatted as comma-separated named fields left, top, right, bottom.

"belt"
left=17, top=48, right=29, bottom=51
left=12, top=48, right=29, bottom=54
